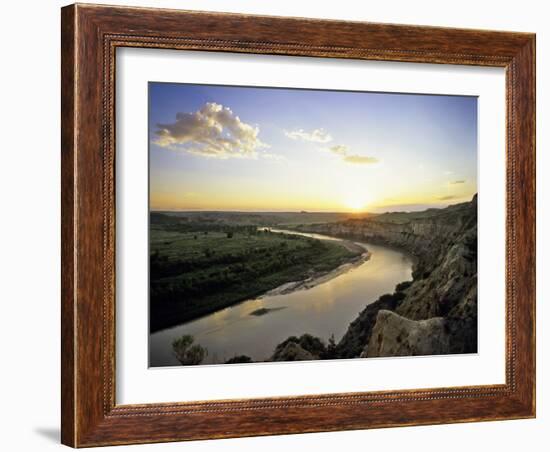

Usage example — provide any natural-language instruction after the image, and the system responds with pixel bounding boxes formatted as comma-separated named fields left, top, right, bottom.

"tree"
left=324, top=333, right=337, bottom=359
left=172, top=335, right=207, bottom=365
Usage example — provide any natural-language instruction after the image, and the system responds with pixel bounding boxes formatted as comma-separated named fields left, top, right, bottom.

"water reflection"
left=149, top=234, right=413, bottom=367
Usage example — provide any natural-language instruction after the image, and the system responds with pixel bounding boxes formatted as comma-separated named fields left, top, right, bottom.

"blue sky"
left=149, top=82, right=477, bottom=212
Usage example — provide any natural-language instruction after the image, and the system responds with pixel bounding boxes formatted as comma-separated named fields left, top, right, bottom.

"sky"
left=149, top=82, right=477, bottom=213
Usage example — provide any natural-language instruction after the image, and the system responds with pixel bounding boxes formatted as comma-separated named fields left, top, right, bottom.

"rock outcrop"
left=335, top=291, right=406, bottom=358
left=297, top=194, right=478, bottom=358
left=271, top=342, right=315, bottom=361
left=365, top=310, right=450, bottom=357
left=271, top=333, right=328, bottom=361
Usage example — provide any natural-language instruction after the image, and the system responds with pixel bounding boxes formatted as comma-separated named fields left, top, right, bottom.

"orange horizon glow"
left=149, top=84, right=478, bottom=215
left=150, top=191, right=476, bottom=214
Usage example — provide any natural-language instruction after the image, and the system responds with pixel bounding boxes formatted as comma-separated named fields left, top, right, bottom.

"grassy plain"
left=150, top=213, right=360, bottom=332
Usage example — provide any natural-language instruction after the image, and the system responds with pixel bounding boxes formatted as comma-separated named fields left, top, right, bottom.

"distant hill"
left=151, top=210, right=373, bottom=226
left=363, top=197, right=476, bottom=225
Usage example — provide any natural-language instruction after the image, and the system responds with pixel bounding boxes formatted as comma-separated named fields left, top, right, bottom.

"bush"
left=395, top=280, right=412, bottom=292
left=321, top=334, right=338, bottom=359
left=225, top=355, right=253, bottom=364
left=273, top=333, right=327, bottom=358
left=172, top=335, right=207, bottom=365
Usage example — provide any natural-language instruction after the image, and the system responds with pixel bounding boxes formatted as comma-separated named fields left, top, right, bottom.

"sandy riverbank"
left=262, top=239, right=371, bottom=296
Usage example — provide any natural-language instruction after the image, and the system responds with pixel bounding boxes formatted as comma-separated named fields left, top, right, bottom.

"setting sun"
left=149, top=83, right=477, bottom=214
left=345, top=200, right=365, bottom=211
left=344, top=196, right=369, bottom=212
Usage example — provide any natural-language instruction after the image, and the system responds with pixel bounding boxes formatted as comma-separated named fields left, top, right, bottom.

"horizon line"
left=150, top=200, right=471, bottom=215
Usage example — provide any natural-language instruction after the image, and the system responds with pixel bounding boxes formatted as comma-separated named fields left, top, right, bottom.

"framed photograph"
left=61, top=3, right=536, bottom=447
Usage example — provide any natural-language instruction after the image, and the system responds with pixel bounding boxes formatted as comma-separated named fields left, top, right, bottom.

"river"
left=149, top=230, right=414, bottom=366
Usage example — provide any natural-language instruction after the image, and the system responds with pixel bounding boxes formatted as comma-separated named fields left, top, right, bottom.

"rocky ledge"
left=272, top=194, right=478, bottom=361
left=364, top=310, right=449, bottom=357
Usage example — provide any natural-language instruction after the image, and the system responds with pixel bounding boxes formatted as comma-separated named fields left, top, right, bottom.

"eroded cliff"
left=294, top=194, right=478, bottom=358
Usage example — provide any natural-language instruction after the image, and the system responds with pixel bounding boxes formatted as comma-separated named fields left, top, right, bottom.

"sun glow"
left=344, top=197, right=369, bottom=212
left=149, top=84, right=478, bottom=214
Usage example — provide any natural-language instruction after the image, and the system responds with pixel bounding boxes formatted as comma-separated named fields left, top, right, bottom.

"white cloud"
left=284, top=128, right=333, bottom=143
left=153, top=102, right=267, bottom=159
left=343, top=154, right=379, bottom=165
left=328, top=144, right=348, bottom=156
left=327, top=145, right=379, bottom=165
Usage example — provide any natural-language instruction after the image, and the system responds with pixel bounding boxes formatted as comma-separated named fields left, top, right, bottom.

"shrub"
left=172, top=335, right=207, bottom=365
left=273, top=333, right=327, bottom=358
left=225, top=355, right=253, bottom=364
left=395, top=280, right=412, bottom=292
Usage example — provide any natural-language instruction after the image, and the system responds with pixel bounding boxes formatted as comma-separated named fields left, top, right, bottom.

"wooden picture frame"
left=61, top=3, right=536, bottom=447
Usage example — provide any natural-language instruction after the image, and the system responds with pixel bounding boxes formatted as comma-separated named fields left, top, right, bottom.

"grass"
left=150, top=222, right=360, bottom=332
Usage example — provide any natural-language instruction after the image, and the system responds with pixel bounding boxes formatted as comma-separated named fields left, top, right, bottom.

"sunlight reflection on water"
left=149, top=235, right=413, bottom=367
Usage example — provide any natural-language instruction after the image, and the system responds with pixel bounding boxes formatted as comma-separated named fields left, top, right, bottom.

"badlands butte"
left=270, top=194, right=478, bottom=361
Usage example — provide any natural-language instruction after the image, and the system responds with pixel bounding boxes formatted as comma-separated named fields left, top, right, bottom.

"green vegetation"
left=150, top=214, right=360, bottom=332
left=271, top=333, right=338, bottom=361
left=225, top=355, right=253, bottom=364
left=172, top=335, right=207, bottom=365
left=395, top=280, right=413, bottom=292
left=152, top=210, right=369, bottom=227
left=273, top=333, right=327, bottom=357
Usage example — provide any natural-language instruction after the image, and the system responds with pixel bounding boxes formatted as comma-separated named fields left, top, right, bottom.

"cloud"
left=450, top=180, right=465, bottom=184
left=329, top=145, right=348, bottom=156
left=285, top=128, right=379, bottom=165
left=343, top=155, right=379, bottom=165
left=327, top=144, right=379, bottom=165
left=437, top=195, right=457, bottom=201
left=153, top=102, right=267, bottom=159
left=284, top=128, right=332, bottom=143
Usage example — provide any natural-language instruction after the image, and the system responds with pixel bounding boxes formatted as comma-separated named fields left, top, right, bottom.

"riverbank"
left=151, top=198, right=477, bottom=365
left=263, top=240, right=370, bottom=296
left=279, top=195, right=478, bottom=359
left=149, top=240, right=413, bottom=366
left=150, top=223, right=364, bottom=332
